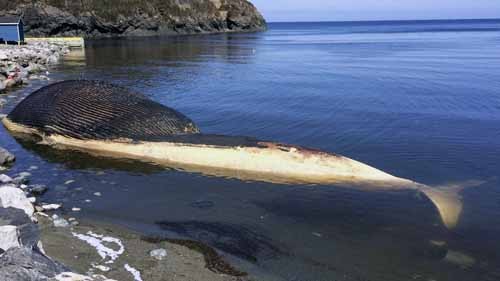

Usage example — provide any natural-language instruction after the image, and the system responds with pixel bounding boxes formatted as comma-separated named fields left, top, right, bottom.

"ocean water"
left=1, top=19, right=500, bottom=280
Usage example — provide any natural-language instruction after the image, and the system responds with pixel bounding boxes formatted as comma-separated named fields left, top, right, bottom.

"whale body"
left=2, top=80, right=472, bottom=229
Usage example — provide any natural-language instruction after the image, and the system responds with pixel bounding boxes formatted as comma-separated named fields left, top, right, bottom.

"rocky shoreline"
left=0, top=42, right=70, bottom=94
left=0, top=145, right=258, bottom=281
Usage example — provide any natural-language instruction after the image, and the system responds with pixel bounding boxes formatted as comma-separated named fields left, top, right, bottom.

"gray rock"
left=0, top=147, right=15, bottom=167
left=13, top=172, right=31, bottom=185
left=150, top=248, right=168, bottom=260
left=52, top=215, right=69, bottom=228
left=0, top=207, right=40, bottom=249
left=0, top=225, right=20, bottom=252
left=30, top=184, right=48, bottom=196
left=0, top=185, right=35, bottom=218
left=0, top=247, right=68, bottom=280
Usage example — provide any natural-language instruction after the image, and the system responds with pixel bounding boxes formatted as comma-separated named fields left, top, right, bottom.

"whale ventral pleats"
left=7, top=80, right=200, bottom=141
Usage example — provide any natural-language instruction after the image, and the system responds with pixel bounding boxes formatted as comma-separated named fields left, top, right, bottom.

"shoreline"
left=0, top=147, right=259, bottom=280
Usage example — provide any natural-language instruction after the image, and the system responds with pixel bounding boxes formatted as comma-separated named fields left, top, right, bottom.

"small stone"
left=150, top=248, right=167, bottom=260
left=84, top=199, right=91, bottom=203
left=20, top=184, right=28, bottom=189
left=13, top=172, right=31, bottom=184
left=71, top=207, right=81, bottom=212
left=93, top=192, right=101, bottom=197
left=68, top=217, right=76, bottom=222
left=0, top=147, right=15, bottom=167
left=93, top=265, right=110, bottom=272
left=53, top=217, right=70, bottom=228
left=42, top=203, right=62, bottom=210
left=30, top=184, right=48, bottom=195
left=0, top=174, right=13, bottom=183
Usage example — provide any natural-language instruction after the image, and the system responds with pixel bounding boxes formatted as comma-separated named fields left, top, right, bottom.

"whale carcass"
left=1, top=80, right=476, bottom=229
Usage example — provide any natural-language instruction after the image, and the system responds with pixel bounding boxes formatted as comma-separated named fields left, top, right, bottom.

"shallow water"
left=1, top=20, right=500, bottom=280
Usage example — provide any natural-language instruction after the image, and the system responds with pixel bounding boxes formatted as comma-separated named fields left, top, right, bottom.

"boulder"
left=0, top=225, right=20, bottom=251
left=0, top=185, right=35, bottom=218
left=0, top=207, right=39, bottom=249
left=0, top=147, right=15, bottom=167
left=0, top=247, right=68, bottom=280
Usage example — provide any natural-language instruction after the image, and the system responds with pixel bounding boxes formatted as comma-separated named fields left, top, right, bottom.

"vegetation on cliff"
left=0, top=0, right=266, bottom=37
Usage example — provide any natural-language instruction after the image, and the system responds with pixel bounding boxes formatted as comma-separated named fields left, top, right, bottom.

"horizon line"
left=266, top=17, right=500, bottom=24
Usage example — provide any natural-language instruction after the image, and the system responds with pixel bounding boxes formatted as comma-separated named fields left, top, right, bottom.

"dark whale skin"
left=7, top=80, right=200, bottom=141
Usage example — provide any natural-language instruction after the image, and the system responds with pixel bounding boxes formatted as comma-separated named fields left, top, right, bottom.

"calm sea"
left=1, top=19, right=500, bottom=280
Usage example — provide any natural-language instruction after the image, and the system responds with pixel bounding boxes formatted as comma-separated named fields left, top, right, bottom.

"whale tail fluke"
left=419, top=180, right=484, bottom=229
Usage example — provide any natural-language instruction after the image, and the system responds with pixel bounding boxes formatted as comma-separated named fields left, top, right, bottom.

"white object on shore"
left=71, top=231, right=124, bottom=264
left=92, top=264, right=111, bottom=272
left=72, top=207, right=81, bottom=212
left=53, top=215, right=70, bottom=228
left=0, top=185, right=35, bottom=218
left=42, top=203, right=62, bottom=210
left=0, top=174, right=13, bottom=184
left=0, top=225, right=20, bottom=251
left=124, top=264, right=143, bottom=281
left=149, top=248, right=167, bottom=260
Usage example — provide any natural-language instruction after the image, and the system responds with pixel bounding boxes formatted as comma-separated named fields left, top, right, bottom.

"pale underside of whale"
left=1, top=80, right=479, bottom=229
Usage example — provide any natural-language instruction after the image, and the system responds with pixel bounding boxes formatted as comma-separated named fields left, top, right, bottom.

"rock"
left=30, top=184, right=48, bottom=195
left=0, top=174, right=13, bottom=184
left=53, top=216, right=70, bottom=228
left=0, top=207, right=39, bottom=249
left=13, top=172, right=31, bottom=185
left=0, top=247, right=68, bottom=280
left=93, top=192, right=102, bottom=197
left=54, top=272, right=94, bottom=281
left=42, top=204, right=61, bottom=211
left=0, top=147, right=15, bottom=167
left=0, top=225, right=21, bottom=251
left=0, top=0, right=266, bottom=38
left=71, top=207, right=81, bottom=212
left=0, top=185, right=35, bottom=218
left=150, top=248, right=168, bottom=260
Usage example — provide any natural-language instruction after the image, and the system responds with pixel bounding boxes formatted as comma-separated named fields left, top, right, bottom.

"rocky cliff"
left=0, top=0, right=266, bottom=38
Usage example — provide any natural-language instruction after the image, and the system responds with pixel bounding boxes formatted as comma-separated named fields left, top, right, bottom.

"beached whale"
left=1, top=80, right=477, bottom=229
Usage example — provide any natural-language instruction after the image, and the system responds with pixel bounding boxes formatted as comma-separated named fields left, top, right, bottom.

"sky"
left=251, top=0, right=500, bottom=22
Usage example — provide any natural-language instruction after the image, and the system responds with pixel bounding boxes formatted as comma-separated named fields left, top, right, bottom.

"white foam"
left=72, top=231, right=124, bottom=264
left=124, top=264, right=143, bottom=281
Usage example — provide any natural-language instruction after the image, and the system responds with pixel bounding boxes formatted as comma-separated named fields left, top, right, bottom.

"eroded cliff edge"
left=0, top=0, right=266, bottom=37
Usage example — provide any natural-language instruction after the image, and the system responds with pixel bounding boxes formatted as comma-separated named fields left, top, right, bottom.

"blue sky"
left=251, top=0, right=500, bottom=22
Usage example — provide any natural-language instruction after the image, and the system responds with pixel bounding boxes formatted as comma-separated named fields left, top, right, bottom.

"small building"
left=0, top=16, right=24, bottom=44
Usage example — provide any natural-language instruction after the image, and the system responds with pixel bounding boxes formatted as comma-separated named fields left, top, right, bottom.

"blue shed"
left=0, top=16, right=24, bottom=44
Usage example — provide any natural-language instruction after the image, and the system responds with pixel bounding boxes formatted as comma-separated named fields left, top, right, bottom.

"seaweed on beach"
left=142, top=221, right=286, bottom=276
left=154, top=221, right=285, bottom=262
left=141, top=236, right=248, bottom=277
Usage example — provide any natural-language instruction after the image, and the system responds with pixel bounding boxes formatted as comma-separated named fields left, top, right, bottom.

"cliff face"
left=0, top=0, right=266, bottom=38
